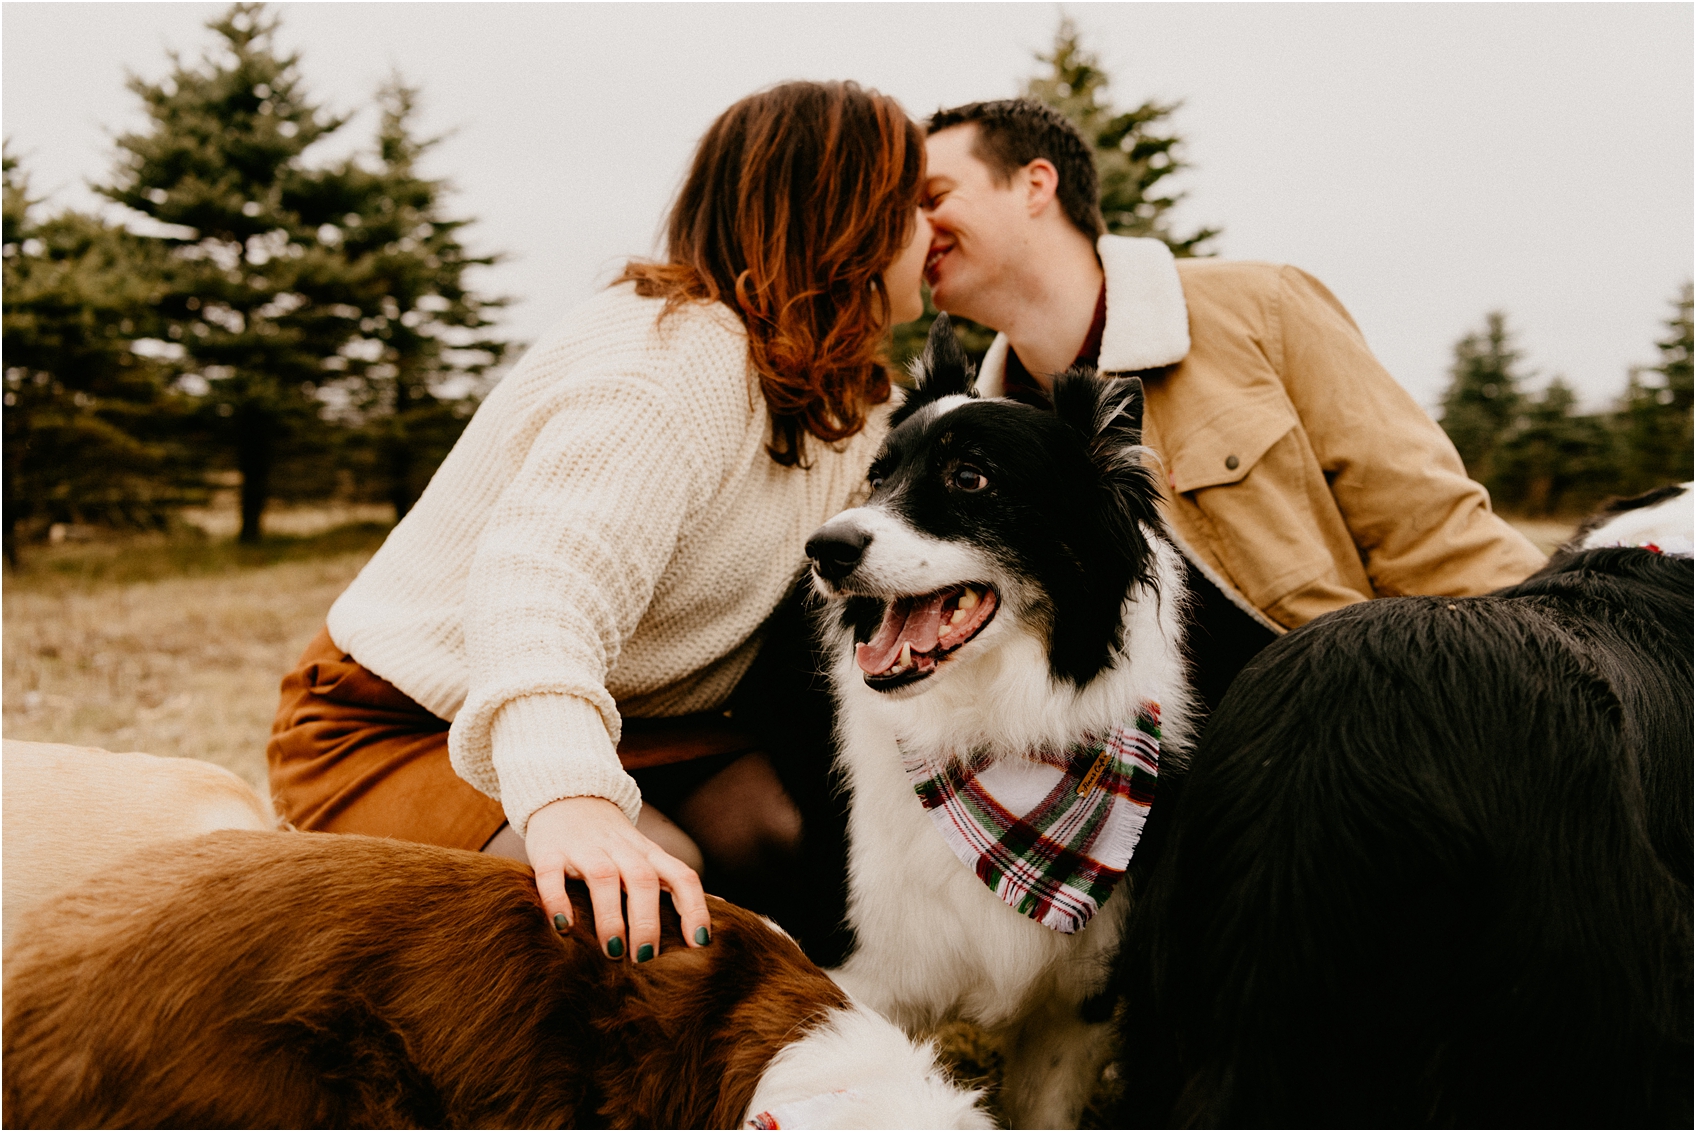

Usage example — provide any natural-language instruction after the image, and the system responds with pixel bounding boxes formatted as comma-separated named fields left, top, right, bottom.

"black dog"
left=1110, top=486, right=1693, bottom=1127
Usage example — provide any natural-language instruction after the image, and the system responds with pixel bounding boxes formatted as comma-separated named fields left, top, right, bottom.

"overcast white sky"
left=4, top=2, right=1691, bottom=412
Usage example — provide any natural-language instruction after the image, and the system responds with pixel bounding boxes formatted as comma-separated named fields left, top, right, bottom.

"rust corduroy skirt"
left=267, top=628, right=759, bottom=851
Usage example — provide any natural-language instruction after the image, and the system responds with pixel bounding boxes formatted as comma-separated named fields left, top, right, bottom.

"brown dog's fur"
left=2, top=829, right=851, bottom=1129
left=1, top=741, right=274, bottom=951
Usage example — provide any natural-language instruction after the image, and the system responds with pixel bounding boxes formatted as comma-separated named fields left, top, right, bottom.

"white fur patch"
left=1578, top=484, right=1694, bottom=556
left=925, top=393, right=977, bottom=419
left=890, top=392, right=978, bottom=432
left=742, top=1007, right=988, bottom=1129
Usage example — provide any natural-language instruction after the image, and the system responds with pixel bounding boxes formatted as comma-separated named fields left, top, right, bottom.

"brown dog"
left=3, top=829, right=985, bottom=1129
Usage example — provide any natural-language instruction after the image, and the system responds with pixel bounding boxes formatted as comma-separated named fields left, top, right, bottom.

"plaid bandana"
left=903, top=704, right=1160, bottom=934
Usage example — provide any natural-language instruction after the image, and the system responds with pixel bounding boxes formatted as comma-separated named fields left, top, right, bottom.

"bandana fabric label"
left=904, top=704, right=1160, bottom=934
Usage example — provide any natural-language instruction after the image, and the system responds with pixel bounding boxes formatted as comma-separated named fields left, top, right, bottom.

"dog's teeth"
left=899, top=642, right=912, bottom=669
left=950, top=607, right=969, bottom=625
left=957, top=588, right=979, bottom=611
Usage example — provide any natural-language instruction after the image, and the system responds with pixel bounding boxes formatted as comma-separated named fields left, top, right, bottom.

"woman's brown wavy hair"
left=616, top=81, right=924, bottom=467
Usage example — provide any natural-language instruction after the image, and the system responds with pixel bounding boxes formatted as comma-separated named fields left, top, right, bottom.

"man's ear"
left=1022, top=159, right=1061, bottom=219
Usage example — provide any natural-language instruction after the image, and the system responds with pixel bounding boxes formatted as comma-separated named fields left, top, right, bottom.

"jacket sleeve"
left=448, top=342, right=734, bottom=838
left=1272, top=266, right=1547, bottom=597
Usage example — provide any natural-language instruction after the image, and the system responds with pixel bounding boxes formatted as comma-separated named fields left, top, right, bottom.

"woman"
left=268, top=81, right=929, bottom=967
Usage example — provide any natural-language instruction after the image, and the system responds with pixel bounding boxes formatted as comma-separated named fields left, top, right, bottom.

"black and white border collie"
left=1110, top=484, right=1694, bottom=1128
left=805, top=317, right=1192, bottom=1129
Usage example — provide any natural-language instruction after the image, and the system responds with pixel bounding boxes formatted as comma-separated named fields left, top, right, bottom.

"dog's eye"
left=868, top=471, right=886, bottom=490
left=952, top=467, right=988, bottom=492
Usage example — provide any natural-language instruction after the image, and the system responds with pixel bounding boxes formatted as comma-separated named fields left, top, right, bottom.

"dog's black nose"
left=806, top=520, right=872, bottom=584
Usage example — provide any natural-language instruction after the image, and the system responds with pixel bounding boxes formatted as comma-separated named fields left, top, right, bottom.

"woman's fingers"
left=530, top=846, right=574, bottom=930
left=522, top=796, right=715, bottom=961
left=654, top=853, right=712, bottom=948
left=619, top=855, right=663, bottom=963
left=572, top=848, right=704, bottom=962
left=576, top=852, right=630, bottom=959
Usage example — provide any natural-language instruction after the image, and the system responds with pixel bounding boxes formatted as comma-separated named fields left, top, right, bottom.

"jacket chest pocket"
left=1164, top=394, right=1299, bottom=494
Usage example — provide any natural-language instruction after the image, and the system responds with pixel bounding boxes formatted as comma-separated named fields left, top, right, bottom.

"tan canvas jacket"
left=977, top=236, right=1547, bottom=632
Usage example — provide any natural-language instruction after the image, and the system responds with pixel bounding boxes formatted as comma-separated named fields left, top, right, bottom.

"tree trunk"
left=1526, top=472, right=1551, bottom=517
left=235, top=405, right=275, bottom=545
left=4, top=433, right=31, bottom=568
left=387, top=431, right=416, bottom=521
left=387, top=377, right=419, bottom=520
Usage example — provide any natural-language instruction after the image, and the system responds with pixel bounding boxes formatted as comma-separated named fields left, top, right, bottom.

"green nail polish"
left=553, top=912, right=568, bottom=932
left=606, top=936, right=624, bottom=959
left=636, top=943, right=655, bottom=963
left=694, top=926, right=710, bottom=947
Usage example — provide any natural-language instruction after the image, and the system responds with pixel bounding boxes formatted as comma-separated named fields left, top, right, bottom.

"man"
left=921, top=99, right=1546, bottom=714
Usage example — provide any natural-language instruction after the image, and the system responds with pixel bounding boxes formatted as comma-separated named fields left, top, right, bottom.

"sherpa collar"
left=902, top=704, right=1161, bottom=934
left=977, top=235, right=1191, bottom=396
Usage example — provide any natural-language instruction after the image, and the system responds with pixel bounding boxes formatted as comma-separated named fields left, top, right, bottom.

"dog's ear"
left=1053, top=367, right=1163, bottom=546
left=893, top=314, right=977, bottom=427
left=1052, top=367, right=1145, bottom=455
left=1045, top=368, right=1165, bottom=683
left=916, top=313, right=977, bottom=398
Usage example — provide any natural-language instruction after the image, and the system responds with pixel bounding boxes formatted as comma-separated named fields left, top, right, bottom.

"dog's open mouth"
left=856, top=584, right=998, bottom=691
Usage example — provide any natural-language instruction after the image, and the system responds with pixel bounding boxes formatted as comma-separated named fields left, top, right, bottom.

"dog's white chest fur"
left=833, top=680, right=1137, bottom=1028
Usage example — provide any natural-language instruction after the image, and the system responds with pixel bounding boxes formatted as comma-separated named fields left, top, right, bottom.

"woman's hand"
left=525, top=796, right=711, bottom=962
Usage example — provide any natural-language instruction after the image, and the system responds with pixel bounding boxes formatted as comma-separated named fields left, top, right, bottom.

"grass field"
left=2, top=510, right=1577, bottom=800
left=2, top=510, right=392, bottom=794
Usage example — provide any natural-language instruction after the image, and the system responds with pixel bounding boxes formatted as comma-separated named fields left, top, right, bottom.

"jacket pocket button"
left=1225, top=455, right=1240, bottom=470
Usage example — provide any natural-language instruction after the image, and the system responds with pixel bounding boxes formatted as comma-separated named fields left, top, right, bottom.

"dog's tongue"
left=856, top=593, right=948, bottom=674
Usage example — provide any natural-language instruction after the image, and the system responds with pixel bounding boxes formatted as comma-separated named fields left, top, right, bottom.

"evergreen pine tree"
left=324, top=78, right=508, bottom=518
left=1659, top=282, right=1694, bottom=408
left=1492, top=378, right=1612, bottom=515
left=99, top=3, right=360, bottom=542
left=1613, top=282, right=1694, bottom=492
left=1025, top=17, right=1219, bottom=256
left=1439, top=311, right=1526, bottom=487
left=3, top=149, right=205, bottom=565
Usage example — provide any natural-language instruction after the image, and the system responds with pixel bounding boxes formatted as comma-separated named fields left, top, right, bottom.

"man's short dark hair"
left=927, top=99, right=1105, bottom=240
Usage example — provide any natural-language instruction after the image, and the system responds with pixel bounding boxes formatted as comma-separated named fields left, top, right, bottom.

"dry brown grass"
left=3, top=515, right=388, bottom=795
left=178, top=499, right=394, bottom=541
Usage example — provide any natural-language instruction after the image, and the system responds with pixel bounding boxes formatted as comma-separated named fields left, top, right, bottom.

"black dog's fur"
left=1109, top=526, right=1693, bottom=1126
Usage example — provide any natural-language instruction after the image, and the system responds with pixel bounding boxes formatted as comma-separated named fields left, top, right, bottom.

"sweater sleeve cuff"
left=488, top=693, right=642, bottom=836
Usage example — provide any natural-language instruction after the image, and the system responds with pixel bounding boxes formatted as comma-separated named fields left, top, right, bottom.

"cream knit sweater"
left=326, top=283, right=887, bottom=836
